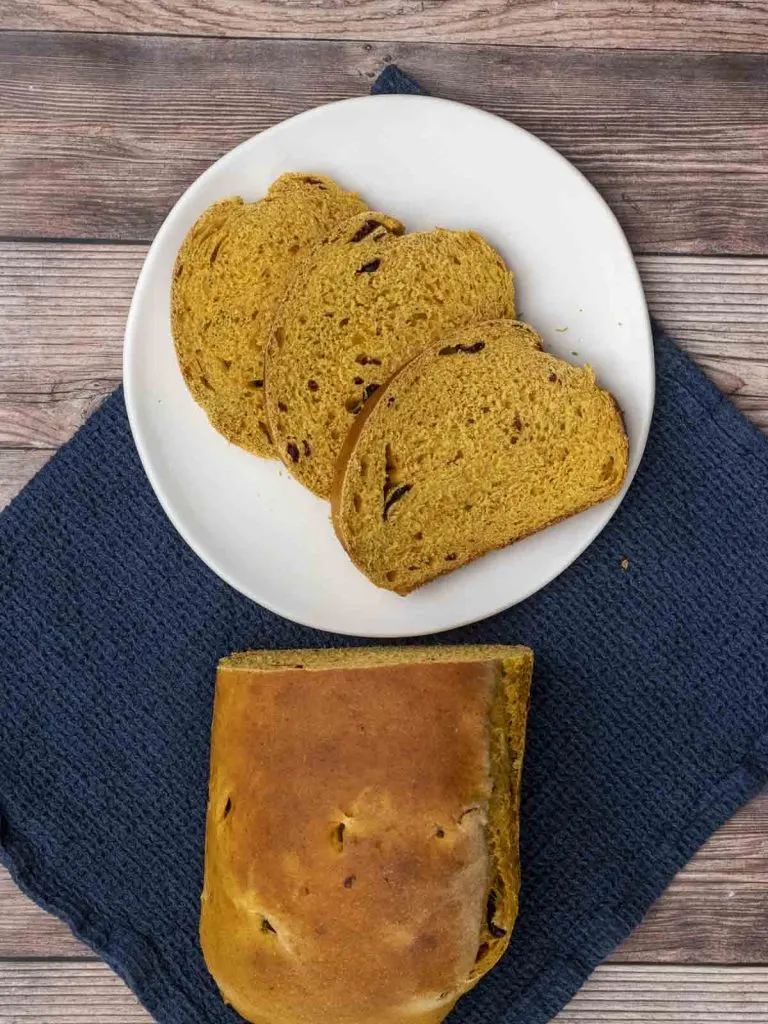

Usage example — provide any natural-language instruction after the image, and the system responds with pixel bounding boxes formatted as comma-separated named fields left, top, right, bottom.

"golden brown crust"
left=200, top=646, right=532, bottom=1024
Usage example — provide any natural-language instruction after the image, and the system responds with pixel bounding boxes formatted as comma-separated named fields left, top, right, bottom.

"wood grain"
left=556, top=966, right=768, bottom=1021
left=0, top=961, right=767, bottom=1023
left=1, top=33, right=766, bottom=253
left=0, top=450, right=53, bottom=511
left=638, top=255, right=768, bottom=432
left=1, top=789, right=766, bottom=962
left=1, top=1, right=767, bottom=53
left=0, top=243, right=139, bottom=447
left=0, top=868, right=84, bottom=958
left=0, top=961, right=151, bottom=1023
left=1, top=244, right=766, bottom=451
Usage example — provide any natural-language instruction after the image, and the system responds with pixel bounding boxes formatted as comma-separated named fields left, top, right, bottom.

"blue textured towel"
left=1, top=67, right=767, bottom=1024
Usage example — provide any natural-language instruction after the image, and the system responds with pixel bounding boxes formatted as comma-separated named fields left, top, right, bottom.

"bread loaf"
left=332, top=320, right=629, bottom=594
left=200, top=645, right=533, bottom=1024
left=171, top=173, right=367, bottom=457
left=264, top=213, right=516, bottom=497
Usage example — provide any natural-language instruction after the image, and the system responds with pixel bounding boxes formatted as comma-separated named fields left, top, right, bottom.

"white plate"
left=124, top=95, right=653, bottom=638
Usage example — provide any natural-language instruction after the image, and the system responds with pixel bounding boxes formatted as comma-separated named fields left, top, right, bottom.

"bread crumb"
left=620, top=557, right=629, bottom=571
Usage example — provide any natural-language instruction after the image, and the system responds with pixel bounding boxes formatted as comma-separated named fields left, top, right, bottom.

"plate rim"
left=123, top=93, right=655, bottom=638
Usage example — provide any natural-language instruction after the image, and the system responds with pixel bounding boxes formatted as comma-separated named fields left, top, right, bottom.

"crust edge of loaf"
left=219, top=644, right=533, bottom=673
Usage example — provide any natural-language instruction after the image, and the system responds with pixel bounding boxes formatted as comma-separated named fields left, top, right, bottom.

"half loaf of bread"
left=200, top=645, right=533, bottom=1024
left=171, top=173, right=368, bottom=457
left=265, top=213, right=516, bottom=496
left=332, top=320, right=629, bottom=594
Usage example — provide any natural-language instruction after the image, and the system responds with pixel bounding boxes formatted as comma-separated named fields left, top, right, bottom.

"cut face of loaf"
left=201, top=645, right=533, bottom=1024
left=171, top=173, right=368, bottom=458
left=332, top=320, right=629, bottom=594
left=264, top=213, right=516, bottom=497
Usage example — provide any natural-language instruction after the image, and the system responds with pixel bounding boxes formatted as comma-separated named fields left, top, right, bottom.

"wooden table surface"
left=1, top=2, right=767, bottom=1021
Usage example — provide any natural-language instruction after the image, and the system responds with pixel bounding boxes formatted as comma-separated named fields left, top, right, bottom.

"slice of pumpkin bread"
left=331, top=320, right=628, bottom=594
left=264, top=214, right=516, bottom=496
left=171, top=173, right=368, bottom=458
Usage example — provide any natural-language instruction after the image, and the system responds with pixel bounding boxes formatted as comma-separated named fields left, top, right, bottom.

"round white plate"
left=124, top=94, right=654, bottom=638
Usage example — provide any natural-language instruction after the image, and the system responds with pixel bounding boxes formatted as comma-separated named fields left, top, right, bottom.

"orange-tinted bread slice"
left=332, top=320, right=628, bottom=594
left=171, top=173, right=368, bottom=457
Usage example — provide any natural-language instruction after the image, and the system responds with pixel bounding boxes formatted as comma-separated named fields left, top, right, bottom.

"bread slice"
left=201, top=645, right=532, bottom=1024
left=171, top=173, right=368, bottom=457
left=332, top=320, right=629, bottom=594
left=264, top=213, right=516, bottom=497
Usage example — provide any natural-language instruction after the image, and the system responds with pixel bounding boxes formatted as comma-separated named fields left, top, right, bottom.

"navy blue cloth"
left=371, top=63, right=429, bottom=95
left=1, top=68, right=767, bottom=1024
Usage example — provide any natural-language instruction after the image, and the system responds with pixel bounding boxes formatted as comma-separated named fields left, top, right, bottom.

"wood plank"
left=1, top=790, right=766, bottom=962
left=1, top=961, right=767, bottom=1023
left=556, top=966, right=768, bottom=1021
left=0, top=960, right=150, bottom=1022
left=0, top=34, right=766, bottom=253
left=1, top=244, right=766, bottom=451
left=0, top=243, right=139, bottom=447
left=0, top=868, right=85, bottom=959
left=637, top=255, right=768, bottom=433
left=0, top=450, right=53, bottom=511
left=1, top=0, right=767, bottom=53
